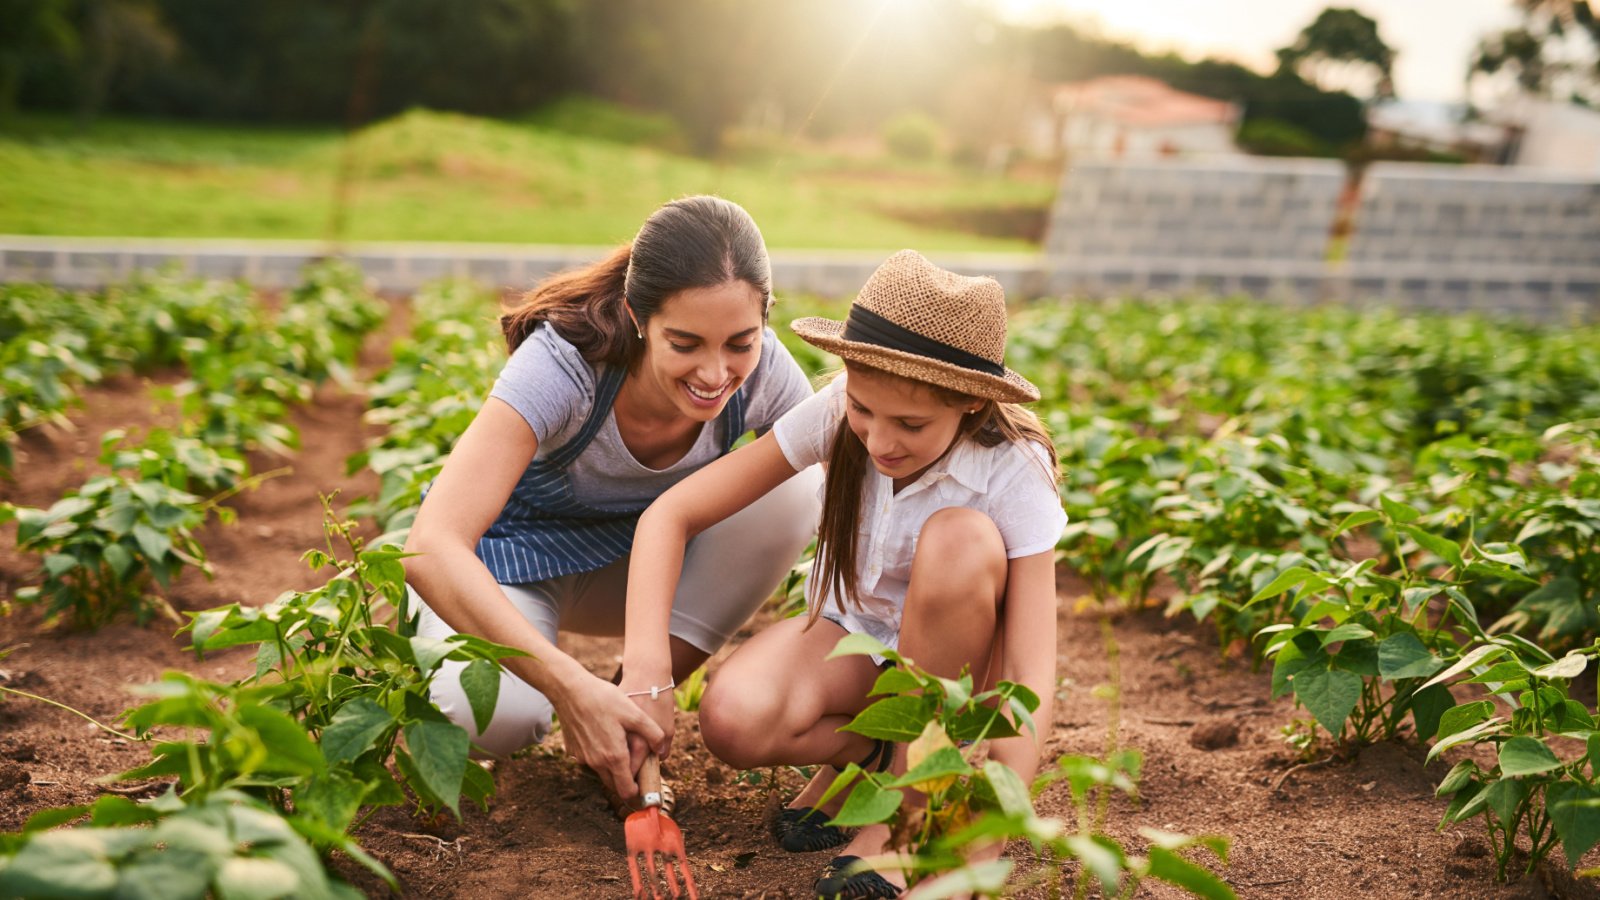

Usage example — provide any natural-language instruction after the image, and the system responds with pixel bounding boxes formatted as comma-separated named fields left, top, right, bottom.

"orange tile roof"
left=1052, top=75, right=1237, bottom=128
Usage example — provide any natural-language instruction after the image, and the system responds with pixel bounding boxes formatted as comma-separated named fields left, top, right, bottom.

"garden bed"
left=3, top=358, right=1593, bottom=898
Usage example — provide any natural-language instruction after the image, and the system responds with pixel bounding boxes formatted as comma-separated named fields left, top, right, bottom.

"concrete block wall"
left=1045, top=158, right=1346, bottom=262
left=1349, top=163, right=1600, bottom=269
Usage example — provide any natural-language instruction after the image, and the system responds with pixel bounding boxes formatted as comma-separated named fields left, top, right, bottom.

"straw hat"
left=791, top=250, right=1039, bottom=403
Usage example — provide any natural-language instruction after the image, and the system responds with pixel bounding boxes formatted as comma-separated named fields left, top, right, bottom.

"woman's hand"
left=548, top=671, right=665, bottom=801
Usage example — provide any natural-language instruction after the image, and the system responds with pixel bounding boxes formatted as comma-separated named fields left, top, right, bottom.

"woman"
left=402, top=196, right=820, bottom=803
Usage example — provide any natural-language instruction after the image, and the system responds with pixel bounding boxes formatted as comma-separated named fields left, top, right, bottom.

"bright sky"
left=988, top=0, right=1524, bottom=103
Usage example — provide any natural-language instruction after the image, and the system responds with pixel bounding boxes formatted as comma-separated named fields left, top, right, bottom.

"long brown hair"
left=808, top=362, right=1059, bottom=625
left=500, top=195, right=772, bottom=367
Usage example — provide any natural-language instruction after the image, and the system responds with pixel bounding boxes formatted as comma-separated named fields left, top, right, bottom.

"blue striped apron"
left=475, top=364, right=748, bottom=584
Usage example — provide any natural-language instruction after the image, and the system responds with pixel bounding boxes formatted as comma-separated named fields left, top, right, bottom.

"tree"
left=0, top=0, right=79, bottom=115
left=1468, top=1, right=1600, bottom=104
left=1276, top=7, right=1396, bottom=101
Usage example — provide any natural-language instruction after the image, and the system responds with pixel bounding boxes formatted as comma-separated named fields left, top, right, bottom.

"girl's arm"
left=404, top=398, right=664, bottom=798
left=988, top=550, right=1058, bottom=785
left=621, top=431, right=801, bottom=722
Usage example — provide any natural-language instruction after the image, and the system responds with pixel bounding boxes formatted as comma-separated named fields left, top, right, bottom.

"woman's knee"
left=430, top=663, right=553, bottom=758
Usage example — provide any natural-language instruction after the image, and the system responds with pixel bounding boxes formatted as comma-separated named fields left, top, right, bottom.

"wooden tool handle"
left=638, top=752, right=663, bottom=808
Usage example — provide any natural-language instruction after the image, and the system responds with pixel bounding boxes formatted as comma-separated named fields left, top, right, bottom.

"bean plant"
left=814, top=634, right=1233, bottom=898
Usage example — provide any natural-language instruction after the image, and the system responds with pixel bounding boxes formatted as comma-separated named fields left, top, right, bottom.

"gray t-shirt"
left=489, top=323, right=813, bottom=512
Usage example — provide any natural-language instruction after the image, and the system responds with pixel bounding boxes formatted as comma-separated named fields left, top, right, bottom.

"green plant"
left=814, top=634, right=1232, bottom=898
left=674, top=665, right=708, bottom=713
left=0, top=789, right=376, bottom=900
left=1427, top=638, right=1600, bottom=882
left=1253, top=494, right=1532, bottom=745
left=181, top=505, right=526, bottom=818
left=4, top=466, right=210, bottom=629
left=882, top=111, right=941, bottom=161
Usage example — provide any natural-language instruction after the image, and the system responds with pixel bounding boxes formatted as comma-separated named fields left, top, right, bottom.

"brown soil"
left=3, top=312, right=1598, bottom=899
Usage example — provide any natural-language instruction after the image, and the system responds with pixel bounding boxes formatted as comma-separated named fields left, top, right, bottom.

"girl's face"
left=637, top=281, right=766, bottom=422
left=844, top=366, right=974, bottom=489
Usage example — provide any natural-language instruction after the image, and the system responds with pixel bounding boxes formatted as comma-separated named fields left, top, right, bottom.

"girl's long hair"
left=807, top=363, right=1059, bottom=626
left=500, top=195, right=771, bottom=366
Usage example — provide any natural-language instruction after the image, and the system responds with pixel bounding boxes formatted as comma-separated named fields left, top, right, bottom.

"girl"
left=624, top=250, right=1065, bottom=897
left=403, top=196, right=821, bottom=804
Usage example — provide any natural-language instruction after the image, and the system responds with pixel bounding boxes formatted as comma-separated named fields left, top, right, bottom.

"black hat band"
left=842, top=306, right=1005, bottom=378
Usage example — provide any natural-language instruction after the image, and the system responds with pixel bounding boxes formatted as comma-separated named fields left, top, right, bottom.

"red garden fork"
left=624, top=753, right=699, bottom=900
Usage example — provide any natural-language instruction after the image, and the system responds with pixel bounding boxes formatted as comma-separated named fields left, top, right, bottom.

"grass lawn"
left=0, top=107, right=1055, bottom=252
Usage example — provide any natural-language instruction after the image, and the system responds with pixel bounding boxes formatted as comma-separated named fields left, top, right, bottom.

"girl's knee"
left=699, top=677, right=785, bottom=769
left=915, top=508, right=1005, bottom=574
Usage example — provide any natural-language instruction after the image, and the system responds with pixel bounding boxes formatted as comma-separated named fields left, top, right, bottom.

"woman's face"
left=844, top=365, right=973, bottom=488
left=637, top=280, right=766, bottom=422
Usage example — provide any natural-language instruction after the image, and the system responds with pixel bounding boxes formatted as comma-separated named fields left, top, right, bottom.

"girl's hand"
left=624, top=680, right=678, bottom=759
left=549, top=672, right=665, bottom=801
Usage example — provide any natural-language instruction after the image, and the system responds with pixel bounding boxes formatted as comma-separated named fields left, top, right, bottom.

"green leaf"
left=1549, top=786, right=1600, bottom=870
left=1420, top=644, right=1506, bottom=691
left=44, top=552, right=79, bottom=577
left=131, top=522, right=172, bottom=562
left=896, top=859, right=1011, bottom=900
left=869, top=667, right=923, bottom=697
left=1409, top=683, right=1454, bottom=741
left=215, top=857, right=302, bottom=900
left=103, top=543, right=135, bottom=580
left=982, top=759, right=1034, bottom=819
left=1319, top=623, right=1374, bottom=646
left=297, top=769, right=370, bottom=833
left=1292, top=663, right=1362, bottom=735
left=1484, top=777, right=1530, bottom=827
left=1428, top=717, right=1504, bottom=763
left=1498, top=736, right=1563, bottom=777
left=403, top=720, right=470, bottom=817
left=1378, top=494, right=1421, bottom=524
left=0, top=831, right=118, bottom=898
left=884, top=746, right=972, bottom=791
left=459, top=659, right=500, bottom=737
left=1333, top=509, right=1381, bottom=536
left=1249, top=566, right=1314, bottom=604
left=1399, top=525, right=1464, bottom=571
left=1533, top=653, right=1588, bottom=680
left=1065, top=834, right=1125, bottom=895
left=408, top=636, right=455, bottom=675
left=1147, top=846, right=1237, bottom=900
left=1378, top=633, right=1444, bottom=680
left=238, top=705, right=324, bottom=776
left=841, top=695, right=933, bottom=742
left=828, top=779, right=902, bottom=827
left=1435, top=760, right=1480, bottom=797
left=827, top=633, right=896, bottom=663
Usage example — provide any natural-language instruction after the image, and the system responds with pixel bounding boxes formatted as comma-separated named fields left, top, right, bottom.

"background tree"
left=1468, top=0, right=1600, bottom=104
left=0, top=0, right=79, bottom=116
left=1275, top=6, right=1396, bottom=101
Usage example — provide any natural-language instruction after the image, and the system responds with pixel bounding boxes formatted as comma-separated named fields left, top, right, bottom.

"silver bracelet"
left=625, top=680, right=676, bottom=701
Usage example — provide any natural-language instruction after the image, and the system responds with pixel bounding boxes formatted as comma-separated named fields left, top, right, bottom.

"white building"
left=1500, top=99, right=1600, bottom=177
left=1027, top=75, right=1242, bottom=160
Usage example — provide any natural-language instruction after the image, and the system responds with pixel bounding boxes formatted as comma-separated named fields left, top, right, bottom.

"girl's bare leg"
left=835, top=507, right=1009, bottom=883
left=698, top=616, right=883, bottom=771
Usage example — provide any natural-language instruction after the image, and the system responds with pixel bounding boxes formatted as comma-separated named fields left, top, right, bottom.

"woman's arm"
left=621, top=431, right=801, bottom=718
left=988, top=550, right=1058, bottom=785
left=403, top=398, right=664, bottom=798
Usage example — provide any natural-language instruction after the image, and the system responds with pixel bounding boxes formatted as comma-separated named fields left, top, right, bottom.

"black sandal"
left=777, top=740, right=893, bottom=854
left=774, top=806, right=849, bottom=853
left=815, top=855, right=903, bottom=899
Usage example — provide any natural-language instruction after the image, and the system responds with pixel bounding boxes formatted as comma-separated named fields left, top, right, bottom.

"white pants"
left=413, top=465, right=822, bottom=756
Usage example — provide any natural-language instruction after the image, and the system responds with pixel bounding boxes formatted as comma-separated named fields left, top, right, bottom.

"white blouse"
left=773, top=375, right=1067, bottom=654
